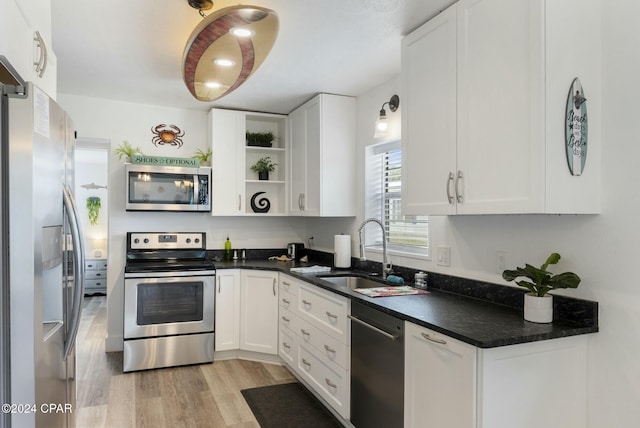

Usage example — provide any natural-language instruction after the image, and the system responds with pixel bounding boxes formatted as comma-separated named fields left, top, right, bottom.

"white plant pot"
left=524, top=293, right=553, bottom=323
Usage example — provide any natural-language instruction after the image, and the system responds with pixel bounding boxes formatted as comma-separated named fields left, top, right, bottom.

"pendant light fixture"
left=374, top=94, right=399, bottom=138
left=182, top=1, right=279, bottom=102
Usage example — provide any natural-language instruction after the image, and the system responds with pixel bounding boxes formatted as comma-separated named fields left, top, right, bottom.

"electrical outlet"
left=436, top=246, right=451, bottom=267
left=495, top=251, right=507, bottom=274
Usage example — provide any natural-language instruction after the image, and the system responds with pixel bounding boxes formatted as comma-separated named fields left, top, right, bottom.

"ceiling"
left=51, top=0, right=454, bottom=114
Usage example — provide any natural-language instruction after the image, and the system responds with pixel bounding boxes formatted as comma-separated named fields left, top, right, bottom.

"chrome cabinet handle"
left=283, top=280, right=291, bottom=287
left=282, top=298, right=291, bottom=305
left=325, top=311, right=337, bottom=320
left=301, top=193, right=305, bottom=210
left=33, top=30, right=48, bottom=78
left=283, top=342, right=291, bottom=350
left=281, top=316, right=290, bottom=322
left=325, top=378, right=337, bottom=389
left=324, top=344, right=336, bottom=354
left=300, top=329, right=310, bottom=336
left=446, top=172, right=455, bottom=204
left=302, top=299, right=311, bottom=306
left=217, top=276, right=221, bottom=293
left=273, top=278, right=276, bottom=296
left=238, top=194, right=241, bottom=211
left=302, top=358, right=311, bottom=367
left=421, top=332, right=447, bottom=345
left=298, top=193, right=303, bottom=210
left=455, top=170, right=463, bottom=203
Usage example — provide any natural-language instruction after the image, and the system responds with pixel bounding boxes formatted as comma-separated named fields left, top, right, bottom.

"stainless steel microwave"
left=125, top=164, right=211, bottom=212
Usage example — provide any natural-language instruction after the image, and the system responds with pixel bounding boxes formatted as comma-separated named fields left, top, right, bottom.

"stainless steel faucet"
left=357, top=218, right=393, bottom=279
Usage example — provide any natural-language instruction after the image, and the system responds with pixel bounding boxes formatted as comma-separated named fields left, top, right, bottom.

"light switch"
left=436, top=246, right=450, bottom=267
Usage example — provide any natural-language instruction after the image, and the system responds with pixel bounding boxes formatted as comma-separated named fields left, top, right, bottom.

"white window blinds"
left=366, top=141, right=429, bottom=255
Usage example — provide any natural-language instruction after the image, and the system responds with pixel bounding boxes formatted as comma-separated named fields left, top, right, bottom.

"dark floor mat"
left=241, top=382, right=343, bottom=428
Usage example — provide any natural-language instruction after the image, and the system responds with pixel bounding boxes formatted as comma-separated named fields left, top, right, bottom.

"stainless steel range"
left=123, top=232, right=215, bottom=372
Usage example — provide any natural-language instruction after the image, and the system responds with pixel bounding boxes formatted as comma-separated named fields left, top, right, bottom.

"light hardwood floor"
left=76, top=296, right=296, bottom=428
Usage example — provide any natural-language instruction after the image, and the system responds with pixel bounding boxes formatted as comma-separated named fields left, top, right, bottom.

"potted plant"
left=192, top=147, right=212, bottom=166
left=502, top=252, right=581, bottom=323
left=250, top=156, right=277, bottom=180
left=246, top=131, right=275, bottom=147
left=86, top=196, right=101, bottom=226
left=114, top=140, right=143, bottom=162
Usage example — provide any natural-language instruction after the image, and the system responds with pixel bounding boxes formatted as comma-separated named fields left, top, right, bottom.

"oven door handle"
left=63, top=185, right=86, bottom=360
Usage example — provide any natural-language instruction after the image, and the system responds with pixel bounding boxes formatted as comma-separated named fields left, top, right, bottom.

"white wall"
left=58, top=94, right=307, bottom=351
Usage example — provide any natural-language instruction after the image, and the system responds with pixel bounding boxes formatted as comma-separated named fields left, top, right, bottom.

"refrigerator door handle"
left=63, top=185, right=86, bottom=360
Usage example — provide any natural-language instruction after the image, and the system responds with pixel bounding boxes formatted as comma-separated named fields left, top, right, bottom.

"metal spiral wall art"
left=250, top=191, right=271, bottom=213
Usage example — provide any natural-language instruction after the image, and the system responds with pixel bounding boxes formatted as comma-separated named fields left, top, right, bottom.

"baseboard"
left=214, top=349, right=282, bottom=365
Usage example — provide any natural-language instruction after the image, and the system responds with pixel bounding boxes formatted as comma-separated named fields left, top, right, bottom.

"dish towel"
left=289, top=265, right=332, bottom=274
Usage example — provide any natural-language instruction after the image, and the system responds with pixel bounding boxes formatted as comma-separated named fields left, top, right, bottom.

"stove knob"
left=186, top=238, right=191, bottom=244
left=143, top=238, right=149, bottom=244
left=134, top=238, right=139, bottom=244
left=195, top=238, right=200, bottom=243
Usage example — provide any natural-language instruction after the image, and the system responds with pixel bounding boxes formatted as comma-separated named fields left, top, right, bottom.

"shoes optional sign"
left=130, top=155, right=201, bottom=168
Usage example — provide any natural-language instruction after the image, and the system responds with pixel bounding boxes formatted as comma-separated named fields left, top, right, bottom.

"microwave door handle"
left=63, top=185, right=86, bottom=360
left=193, top=174, right=200, bottom=205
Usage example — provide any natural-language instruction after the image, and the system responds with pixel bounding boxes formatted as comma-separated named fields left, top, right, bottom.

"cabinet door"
left=0, top=0, right=32, bottom=82
left=288, top=105, right=307, bottom=215
left=239, top=270, right=278, bottom=354
left=214, top=270, right=240, bottom=351
left=401, top=4, right=457, bottom=215
left=404, top=322, right=476, bottom=428
left=210, top=109, right=245, bottom=215
left=456, top=0, right=544, bottom=214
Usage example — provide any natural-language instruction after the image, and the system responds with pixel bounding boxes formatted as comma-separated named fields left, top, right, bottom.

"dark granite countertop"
left=213, top=256, right=598, bottom=349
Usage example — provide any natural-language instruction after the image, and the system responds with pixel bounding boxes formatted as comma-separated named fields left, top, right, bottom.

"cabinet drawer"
left=297, top=283, right=349, bottom=343
left=279, top=276, right=299, bottom=296
left=279, top=291, right=296, bottom=311
left=297, top=342, right=349, bottom=419
left=85, top=270, right=106, bottom=280
left=279, top=307, right=300, bottom=332
left=279, top=328, right=297, bottom=367
left=84, top=279, right=106, bottom=293
left=295, top=314, right=348, bottom=370
left=85, top=259, right=107, bottom=270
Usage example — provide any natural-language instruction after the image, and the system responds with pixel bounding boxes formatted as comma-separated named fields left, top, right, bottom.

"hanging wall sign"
left=565, top=78, right=588, bottom=176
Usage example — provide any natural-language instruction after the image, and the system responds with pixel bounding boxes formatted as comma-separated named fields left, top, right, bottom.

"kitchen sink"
left=318, top=275, right=387, bottom=290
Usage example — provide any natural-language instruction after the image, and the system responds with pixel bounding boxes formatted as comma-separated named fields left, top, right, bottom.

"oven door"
left=124, top=271, right=215, bottom=339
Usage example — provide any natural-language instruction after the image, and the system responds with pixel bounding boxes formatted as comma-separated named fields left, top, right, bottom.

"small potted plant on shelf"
left=246, top=131, right=275, bottom=147
left=192, top=147, right=212, bottom=166
left=114, top=140, right=143, bottom=162
left=250, top=156, right=277, bottom=180
left=502, top=252, right=581, bottom=323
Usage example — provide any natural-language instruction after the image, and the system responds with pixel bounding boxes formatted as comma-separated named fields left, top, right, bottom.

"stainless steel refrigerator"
left=1, top=56, right=85, bottom=428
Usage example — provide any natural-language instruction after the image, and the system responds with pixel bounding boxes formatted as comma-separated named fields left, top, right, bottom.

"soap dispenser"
left=224, top=235, right=232, bottom=261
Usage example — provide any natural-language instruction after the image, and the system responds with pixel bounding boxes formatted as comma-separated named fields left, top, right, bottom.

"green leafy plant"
left=502, top=252, right=581, bottom=297
left=86, top=196, right=101, bottom=226
left=246, top=131, right=275, bottom=147
left=250, top=156, right=277, bottom=173
left=192, top=147, right=212, bottom=163
left=114, top=140, right=143, bottom=161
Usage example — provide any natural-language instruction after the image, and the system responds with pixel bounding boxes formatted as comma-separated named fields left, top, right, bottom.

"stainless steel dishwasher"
left=349, top=301, right=404, bottom=428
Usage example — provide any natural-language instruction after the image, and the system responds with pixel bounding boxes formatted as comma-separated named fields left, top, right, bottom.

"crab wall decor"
left=151, top=124, right=185, bottom=148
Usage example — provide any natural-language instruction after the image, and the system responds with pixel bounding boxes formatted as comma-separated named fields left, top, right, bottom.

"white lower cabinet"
left=405, top=322, right=588, bottom=428
left=214, top=270, right=241, bottom=351
left=240, top=270, right=279, bottom=354
left=215, top=269, right=278, bottom=355
left=278, top=274, right=350, bottom=420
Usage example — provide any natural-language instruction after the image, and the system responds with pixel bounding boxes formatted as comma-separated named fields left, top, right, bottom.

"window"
left=365, top=141, right=429, bottom=257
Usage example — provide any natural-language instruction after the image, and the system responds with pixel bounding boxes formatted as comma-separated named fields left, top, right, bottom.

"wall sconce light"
left=374, top=94, right=399, bottom=138
left=183, top=1, right=279, bottom=102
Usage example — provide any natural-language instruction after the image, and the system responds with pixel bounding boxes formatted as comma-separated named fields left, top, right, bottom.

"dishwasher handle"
left=348, top=314, right=399, bottom=340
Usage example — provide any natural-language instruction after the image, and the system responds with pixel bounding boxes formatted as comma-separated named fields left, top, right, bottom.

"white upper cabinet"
left=288, top=93, right=356, bottom=217
left=0, top=0, right=57, bottom=97
left=402, top=0, right=601, bottom=215
left=209, top=108, right=288, bottom=216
